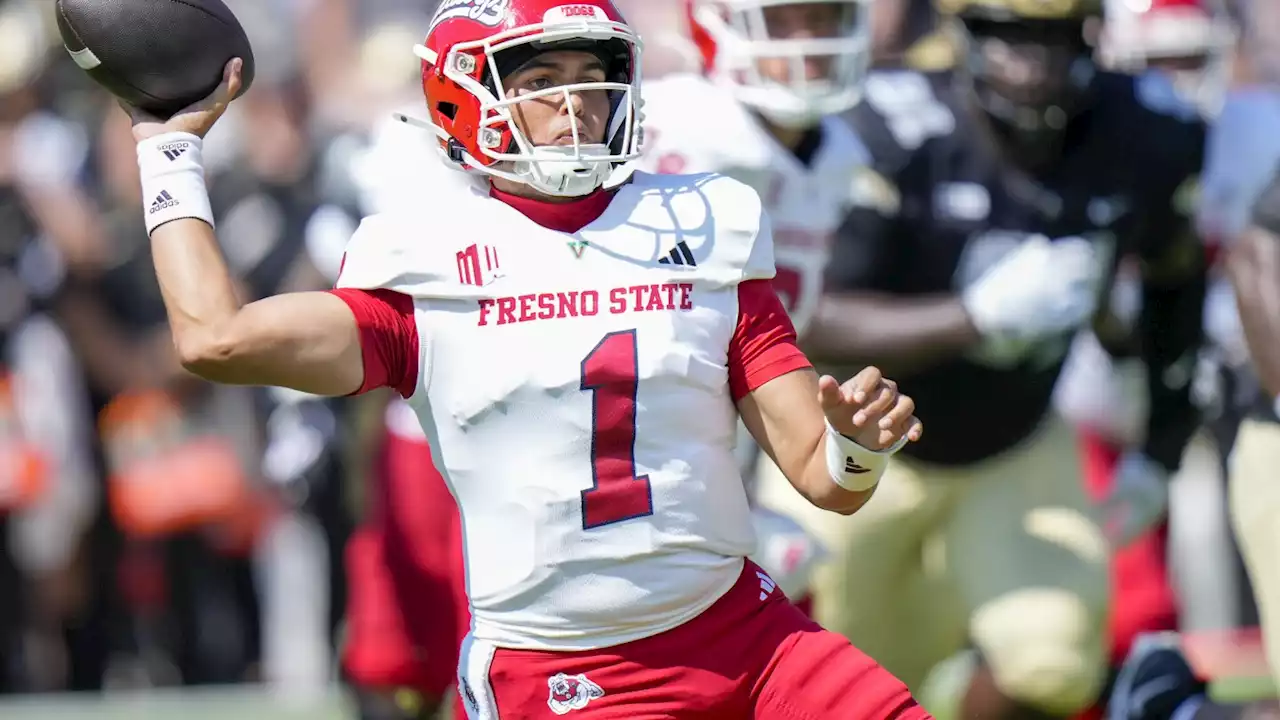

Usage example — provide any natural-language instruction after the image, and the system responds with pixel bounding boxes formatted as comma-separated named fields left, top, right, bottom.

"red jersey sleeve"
left=728, top=279, right=812, bottom=402
left=328, top=288, right=420, bottom=399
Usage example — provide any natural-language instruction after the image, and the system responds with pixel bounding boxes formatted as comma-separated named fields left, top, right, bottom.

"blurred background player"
left=1053, top=0, right=1236, bottom=713
left=758, top=0, right=1209, bottom=718
left=1099, top=0, right=1235, bottom=117
left=1108, top=163, right=1280, bottom=720
left=626, top=0, right=876, bottom=608
left=1108, top=3, right=1280, bottom=717
left=340, top=98, right=471, bottom=720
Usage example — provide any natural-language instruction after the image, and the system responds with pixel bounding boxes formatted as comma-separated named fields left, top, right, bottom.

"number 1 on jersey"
left=580, top=330, right=654, bottom=529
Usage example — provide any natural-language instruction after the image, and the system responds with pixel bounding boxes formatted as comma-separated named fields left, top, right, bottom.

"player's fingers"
left=877, top=393, right=915, bottom=430
left=842, top=366, right=883, bottom=404
left=224, top=57, right=244, bottom=100
left=852, top=384, right=897, bottom=427
left=817, top=375, right=842, bottom=410
left=905, top=416, right=923, bottom=442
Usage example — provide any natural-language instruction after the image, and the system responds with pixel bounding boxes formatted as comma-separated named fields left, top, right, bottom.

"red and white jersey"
left=332, top=169, right=809, bottom=651
left=625, top=73, right=869, bottom=334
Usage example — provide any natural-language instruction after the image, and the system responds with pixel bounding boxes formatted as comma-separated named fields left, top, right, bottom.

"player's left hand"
left=1099, top=452, right=1170, bottom=549
left=819, top=367, right=922, bottom=452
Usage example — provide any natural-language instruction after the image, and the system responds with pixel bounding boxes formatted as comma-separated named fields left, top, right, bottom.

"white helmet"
left=1100, top=0, right=1236, bottom=115
left=686, top=0, right=873, bottom=128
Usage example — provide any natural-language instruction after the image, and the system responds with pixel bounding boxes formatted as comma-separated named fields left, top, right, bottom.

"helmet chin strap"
left=516, top=144, right=614, bottom=197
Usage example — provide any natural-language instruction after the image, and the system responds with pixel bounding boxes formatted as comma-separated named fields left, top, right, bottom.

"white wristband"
left=824, top=420, right=907, bottom=492
left=136, top=132, right=215, bottom=237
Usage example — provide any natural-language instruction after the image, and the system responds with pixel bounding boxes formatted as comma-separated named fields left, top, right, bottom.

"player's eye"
left=526, top=76, right=556, bottom=91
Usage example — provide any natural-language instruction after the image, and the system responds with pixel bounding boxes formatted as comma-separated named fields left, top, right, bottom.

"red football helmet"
left=1100, top=0, right=1236, bottom=114
left=686, top=0, right=873, bottom=128
left=404, top=0, right=644, bottom=197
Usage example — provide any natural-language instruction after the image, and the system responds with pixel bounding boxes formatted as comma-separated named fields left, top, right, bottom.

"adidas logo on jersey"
left=756, top=570, right=777, bottom=601
left=149, top=190, right=179, bottom=214
left=159, top=142, right=190, bottom=161
left=657, top=240, right=696, bottom=267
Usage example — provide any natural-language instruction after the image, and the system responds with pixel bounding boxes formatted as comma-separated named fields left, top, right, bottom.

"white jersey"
left=336, top=170, right=780, bottom=650
left=1197, top=89, right=1280, bottom=363
left=625, top=73, right=868, bottom=335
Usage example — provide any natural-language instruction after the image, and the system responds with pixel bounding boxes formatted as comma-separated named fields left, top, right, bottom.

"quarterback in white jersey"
left=114, top=0, right=930, bottom=716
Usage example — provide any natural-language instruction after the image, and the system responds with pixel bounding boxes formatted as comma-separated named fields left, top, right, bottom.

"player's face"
left=503, top=50, right=612, bottom=147
left=966, top=18, right=1092, bottom=111
left=756, top=3, right=848, bottom=84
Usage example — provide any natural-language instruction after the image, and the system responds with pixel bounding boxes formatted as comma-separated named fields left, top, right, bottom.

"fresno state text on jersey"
left=334, top=170, right=807, bottom=651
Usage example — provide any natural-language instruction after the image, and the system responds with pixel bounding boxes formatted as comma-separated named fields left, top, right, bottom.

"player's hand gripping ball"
left=123, top=59, right=245, bottom=144
left=819, top=367, right=922, bottom=452
left=56, top=0, right=255, bottom=119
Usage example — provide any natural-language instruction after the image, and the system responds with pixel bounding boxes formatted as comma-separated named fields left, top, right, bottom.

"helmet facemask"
left=412, top=20, right=643, bottom=198
left=693, top=0, right=871, bottom=129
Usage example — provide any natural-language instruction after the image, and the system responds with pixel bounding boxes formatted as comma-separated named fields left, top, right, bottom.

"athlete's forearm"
left=805, top=292, right=980, bottom=373
left=150, top=217, right=243, bottom=366
left=739, top=369, right=882, bottom=516
left=1230, top=227, right=1280, bottom=399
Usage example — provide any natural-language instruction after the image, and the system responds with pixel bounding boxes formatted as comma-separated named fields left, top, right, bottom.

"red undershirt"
left=329, top=186, right=810, bottom=400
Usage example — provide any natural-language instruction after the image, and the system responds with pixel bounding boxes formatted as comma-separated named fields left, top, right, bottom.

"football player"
left=628, top=0, right=874, bottom=607
left=114, top=0, right=933, bottom=716
left=1055, top=0, right=1236, bottom=705
left=757, top=0, right=1208, bottom=718
left=1099, top=0, right=1236, bottom=117
left=1106, top=167, right=1280, bottom=720
left=1105, top=9, right=1280, bottom=719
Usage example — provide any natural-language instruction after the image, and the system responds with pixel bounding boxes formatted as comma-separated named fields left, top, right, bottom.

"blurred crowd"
left=0, top=0, right=1276, bottom=708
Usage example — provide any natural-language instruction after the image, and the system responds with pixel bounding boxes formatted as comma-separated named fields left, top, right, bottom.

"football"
left=55, top=0, right=255, bottom=118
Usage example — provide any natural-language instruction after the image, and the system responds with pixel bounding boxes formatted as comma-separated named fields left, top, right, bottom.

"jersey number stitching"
left=579, top=329, right=654, bottom=529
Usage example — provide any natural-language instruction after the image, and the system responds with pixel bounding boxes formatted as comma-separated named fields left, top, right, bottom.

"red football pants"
left=343, top=425, right=470, bottom=717
left=1079, top=430, right=1178, bottom=665
left=1075, top=430, right=1179, bottom=720
left=457, top=560, right=930, bottom=719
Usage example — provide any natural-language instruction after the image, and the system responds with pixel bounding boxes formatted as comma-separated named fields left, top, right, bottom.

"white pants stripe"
left=458, top=633, right=500, bottom=719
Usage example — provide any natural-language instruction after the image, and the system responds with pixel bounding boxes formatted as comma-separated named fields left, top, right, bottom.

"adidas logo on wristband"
left=149, top=190, right=179, bottom=214
left=159, top=142, right=190, bottom=161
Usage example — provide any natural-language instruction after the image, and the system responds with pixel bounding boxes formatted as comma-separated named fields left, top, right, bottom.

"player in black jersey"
left=758, top=0, right=1209, bottom=718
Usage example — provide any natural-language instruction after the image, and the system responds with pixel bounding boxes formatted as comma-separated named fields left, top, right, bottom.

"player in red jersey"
left=343, top=401, right=469, bottom=720
left=119, top=0, right=930, bottom=716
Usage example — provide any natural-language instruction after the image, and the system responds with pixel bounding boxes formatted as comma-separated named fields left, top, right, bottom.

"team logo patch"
left=547, top=672, right=604, bottom=714
left=430, top=0, right=509, bottom=31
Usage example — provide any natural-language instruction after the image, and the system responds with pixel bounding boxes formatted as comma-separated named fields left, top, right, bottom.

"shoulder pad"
left=850, top=69, right=957, bottom=173
left=335, top=213, right=438, bottom=294
left=335, top=190, right=495, bottom=299
left=632, top=73, right=770, bottom=176
left=849, top=166, right=903, bottom=216
left=622, top=171, right=774, bottom=284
